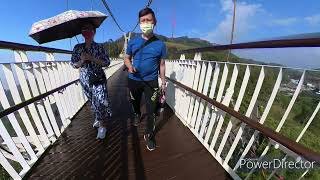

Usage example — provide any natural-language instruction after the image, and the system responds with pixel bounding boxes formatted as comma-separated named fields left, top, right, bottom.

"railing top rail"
left=0, top=40, right=72, bottom=54
left=0, top=59, right=120, bottom=67
left=0, top=61, right=69, bottom=65
left=0, top=79, right=79, bottom=119
left=0, top=62, right=123, bottom=119
left=167, top=77, right=320, bottom=163
left=175, top=35, right=320, bottom=54
left=168, top=59, right=320, bottom=72
left=0, top=59, right=122, bottom=65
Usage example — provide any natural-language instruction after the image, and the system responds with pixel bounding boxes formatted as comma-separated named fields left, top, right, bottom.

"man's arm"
left=160, top=42, right=167, bottom=88
left=124, top=39, right=136, bottom=73
left=124, top=54, right=136, bottom=73
left=160, top=59, right=166, bottom=86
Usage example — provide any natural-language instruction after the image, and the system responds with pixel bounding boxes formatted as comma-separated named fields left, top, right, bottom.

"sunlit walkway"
left=26, top=68, right=230, bottom=180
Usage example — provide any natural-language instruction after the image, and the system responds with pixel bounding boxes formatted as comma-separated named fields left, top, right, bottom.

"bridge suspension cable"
left=130, top=0, right=153, bottom=32
left=100, top=0, right=126, bottom=33
left=225, top=0, right=236, bottom=62
left=99, top=0, right=154, bottom=57
left=100, top=0, right=153, bottom=33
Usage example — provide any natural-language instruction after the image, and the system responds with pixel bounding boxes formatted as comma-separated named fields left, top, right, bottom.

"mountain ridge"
left=103, top=33, right=287, bottom=67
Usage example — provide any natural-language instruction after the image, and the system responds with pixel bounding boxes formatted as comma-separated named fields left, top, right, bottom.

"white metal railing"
left=0, top=45, right=123, bottom=179
left=165, top=56, right=320, bottom=180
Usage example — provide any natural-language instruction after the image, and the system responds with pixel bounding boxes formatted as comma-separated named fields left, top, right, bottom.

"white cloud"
left=206, top=0, right=262, bottom=44
left=305, top=14, right=320, bottom=26
left=201, top=0, right=320, bottom=69
left=270, top=17, right=298, bottom=26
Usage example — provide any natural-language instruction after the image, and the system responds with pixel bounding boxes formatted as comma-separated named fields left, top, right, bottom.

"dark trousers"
left=128, top=78, right=159, bottom=135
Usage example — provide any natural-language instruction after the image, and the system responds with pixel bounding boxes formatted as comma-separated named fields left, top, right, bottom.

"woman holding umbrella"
left=29, top=10, right=111, bottom=140
left=71, top=23, right=112, bottom=140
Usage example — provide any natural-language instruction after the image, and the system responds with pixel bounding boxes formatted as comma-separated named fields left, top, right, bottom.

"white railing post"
left=12, top=66, right=49, bottom=149
left=0, top=44, right=100, bottom=179
left=191, top=60, right=207, bottom=131
left=43, top=61, right=69, bottom=130
left=13, top=51, right=51, bottom=148
left=48, top=54, right=72, bottom=122
left=245, top=71, right=306, bottom=178
left=186, top=59, right=201, bottom=126
left=198, top=62, right=217, bottom=140
left=25, top=63, right=56, bottom=141
left=65, top=59, right=83, bottom=112
left=45, top=56, right=69, bottom=129
left=224, top=66, right=265, bottom=166
left=181, top=60, right=193, bottom=122
left=175, top=60, right=184, bottom=119
left=203, top=63, right=221, bottom=145
left=57, top=62, right=77, bottom=117
left=203, top=63, right=229, bottom=149
left=195, top=61, right=213, bottom=137
left=233, top=67, right=281, bottom=171
left=34, top=62, right=61, bottom=137
left=1, top=64, right=41, bottom=161
left=276, top=71, right=305, bottom=132
left=0, top=151, right=21, bottom=179
left=166, top=58, right=320, bottom=180
left=66, top=61, right=85, bottom=109
left=215, top=64, right=239, bottom=158
left=189, top=61, right=203, bottom=128
left=180, top=54, right=185, bottom=60
left=0, top=80, right=33, bottom=169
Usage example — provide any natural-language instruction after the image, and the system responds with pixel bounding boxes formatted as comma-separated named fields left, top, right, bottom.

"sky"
left=0, top=0, right=319, bottom=68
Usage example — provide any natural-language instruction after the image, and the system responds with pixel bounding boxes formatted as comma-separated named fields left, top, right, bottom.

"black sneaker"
left=144, top=134, right=156, bottom=151
left=133, top=114, right=141, bottom=127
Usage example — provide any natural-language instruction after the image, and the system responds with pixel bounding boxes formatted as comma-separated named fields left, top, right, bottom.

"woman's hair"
left=81, top=22, right=96, bottom=32
left=138, top=8, right=157, bottom=25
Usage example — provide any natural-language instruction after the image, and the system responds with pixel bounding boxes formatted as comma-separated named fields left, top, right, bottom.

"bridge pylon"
left=119, top=32, right=131, bottom=58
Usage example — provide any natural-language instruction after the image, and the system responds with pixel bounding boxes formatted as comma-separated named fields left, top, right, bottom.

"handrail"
left=0, top=40, right=72, bottom=54
left=0, top=61, right=123, bottom=119
left=0, top=59, right=122, bottom=65
left=0, top=61, right=68, bottom=65
left=0, top=79, right=79, bottom=119
left=176, top=36, right=320, bottom=54
left=0, top=59, right=123, bottom=180
left=166, top=77, right=320, bottom=163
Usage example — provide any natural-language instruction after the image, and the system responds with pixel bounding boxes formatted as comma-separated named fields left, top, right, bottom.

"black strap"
left=123, top=36, right=158, bottom=71
left=132, top=36, right=158, bottom=58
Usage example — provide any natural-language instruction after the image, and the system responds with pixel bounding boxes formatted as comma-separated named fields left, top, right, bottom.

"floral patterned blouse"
left=71, top=42, right=110, bottom=84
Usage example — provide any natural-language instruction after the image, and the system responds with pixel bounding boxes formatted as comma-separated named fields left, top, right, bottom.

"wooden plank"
left=26, top=69, right=230, bottom=180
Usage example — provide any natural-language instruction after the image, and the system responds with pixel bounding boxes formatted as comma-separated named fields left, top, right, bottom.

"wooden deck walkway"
left=26, top=68, right=230, bottom=180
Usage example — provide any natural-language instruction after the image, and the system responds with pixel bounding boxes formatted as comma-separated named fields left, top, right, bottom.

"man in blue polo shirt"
left=124, top=8, right=166, bottom=151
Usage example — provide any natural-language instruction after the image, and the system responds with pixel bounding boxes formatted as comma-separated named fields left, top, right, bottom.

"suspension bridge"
left=0, top=0, right=320, bottom=179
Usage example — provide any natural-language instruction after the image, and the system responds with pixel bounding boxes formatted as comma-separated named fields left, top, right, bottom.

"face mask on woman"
left=81, top=30, right=95, bottom=41
left=140, top=23, right=154, bottom=35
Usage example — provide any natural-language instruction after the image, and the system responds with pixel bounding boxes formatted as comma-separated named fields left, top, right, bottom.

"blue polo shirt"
left=126, top=36, right=167, bottom=81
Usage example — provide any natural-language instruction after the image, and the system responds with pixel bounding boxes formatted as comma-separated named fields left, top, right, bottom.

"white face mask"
left=140, top=23, right=154, bottom=35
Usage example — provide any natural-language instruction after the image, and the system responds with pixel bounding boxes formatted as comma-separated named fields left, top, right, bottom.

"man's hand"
left=128, top=66, right=137, bottom=73
left=161, top=81, right=167, bottom=91
left=124, top=54, right=137, bottom=73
